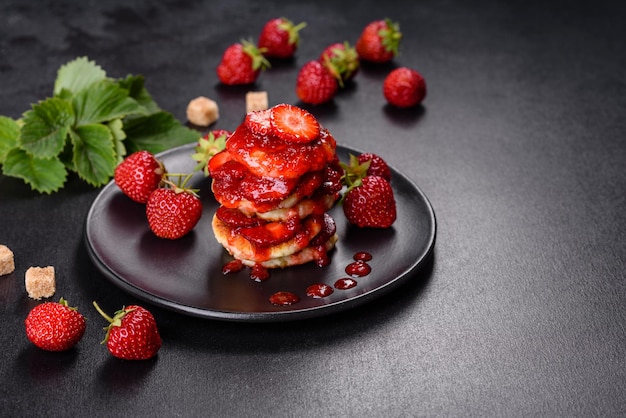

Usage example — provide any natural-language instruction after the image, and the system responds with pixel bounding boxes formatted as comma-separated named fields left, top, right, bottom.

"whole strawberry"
left=114, top=150, right=165, bottom=203
left=383, top=67, right=427, bottom=108
left=296, top=60, right=339, bottom=105
left=358, top=153, right=392, bottom=181
left=356, top=19, right=402, bottom=63
left=319, top=41, right=360, bottom=85
left=25, top=298, right=86, bottom=352
left=258, top=17, right=306, bottom=59
left=217, top=39, right=270, bottom=85
left=93, top=302, right=162, bottom=360
left=146, top=185, right=203, bottom=239
left=343, top=176, right=397, bottom=228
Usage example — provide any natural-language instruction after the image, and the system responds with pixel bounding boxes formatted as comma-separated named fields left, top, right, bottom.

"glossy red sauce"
left=306, top=283, right=334, bottom=298
left=345, top=260, right=372, bottom=277
left=353, top=251, right=373, bottom=262
left=269, top=291, right=300, bottom=306
left=334, top=278, right=358, bottom=290
left=250, top=263, right=270, bottom=282
left=222, top=259, right=243, bottom=274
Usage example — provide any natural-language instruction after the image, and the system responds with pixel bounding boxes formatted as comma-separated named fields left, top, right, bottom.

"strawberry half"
left=270, top=103, right=321, bottom=143
left=244, top=108, right=273, bottom=136
left=25, top=298, right=86, bottom=352
left=93, top=302, right=162, bottom=361
left=114, top=150, right=165, bottom=203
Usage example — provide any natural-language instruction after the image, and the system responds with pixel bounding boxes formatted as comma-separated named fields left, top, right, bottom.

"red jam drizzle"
left=306, top=283, right=334, bottom=298
left=250, top=263, right=270, bottom=282
left=223, top=251, right=374, bottom=306
left=270, top=291, right=300, bottom=306
left=353, top=251, right=372, bottom=262
left=222, top=260, right=243, bottom=274
left=315, top=247, right=330, bottom=267
left=345, top=260, right=371, bottom=277
left=334, top=278, right=357, bottom=290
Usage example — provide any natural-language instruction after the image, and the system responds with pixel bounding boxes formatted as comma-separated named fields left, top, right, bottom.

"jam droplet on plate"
left=334, top=278, right=357, bottom=290
left=250, top=263, right=270, bottom=282
left=306, top=283, right=334, bottom=298
left=345, top=260, right=371, bottom=277
left=222, top=260, right=244, bottom=274
left=269, top=291, right=300, bottom=306
left=353, top=251, right=372, bottom=262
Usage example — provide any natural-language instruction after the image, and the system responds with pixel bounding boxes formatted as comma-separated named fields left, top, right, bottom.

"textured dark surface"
left=1, top=0, right=625, bottom=416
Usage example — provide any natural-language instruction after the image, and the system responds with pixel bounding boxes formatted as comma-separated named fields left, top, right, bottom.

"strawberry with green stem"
left=258, top=17, right=307, bottom=59
left=191, top=130, right=230, bottom=177
left=356, top=18, right=402, bottom=63
left=93, top=302, right=161, bottom=360
left=217, top=39, right=270, bottom=85
left=146, top=173, right=203, bottom=239
left=340, top=154, right=397, bottom=228
left=320, top=41, right=360, bottom=86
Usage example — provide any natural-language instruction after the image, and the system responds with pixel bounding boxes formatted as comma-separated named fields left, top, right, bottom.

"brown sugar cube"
left=186, top=96, right=219, bottom=126
left=246, top=91, right=268, bottom=113
left=25, top=266, right=56, bottom=300
left=0, top=245, right=15, bottom=275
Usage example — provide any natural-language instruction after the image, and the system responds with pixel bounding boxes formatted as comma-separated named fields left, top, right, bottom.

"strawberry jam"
left=334, top=278, right=358, bottom=290
left=353, top=251, right=373, bottom=262
left=345, top=260, right=372, bottom=277
left=226, top=117, right=337, bottom=179
left=306, top=283, right=334, bottom=298
left=269, top=291, right=300, bottom=306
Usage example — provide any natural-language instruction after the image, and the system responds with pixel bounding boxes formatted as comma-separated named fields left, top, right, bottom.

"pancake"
left=240, top=234, right=338, bottom=269
left=212, top=213, right=330, bottom=263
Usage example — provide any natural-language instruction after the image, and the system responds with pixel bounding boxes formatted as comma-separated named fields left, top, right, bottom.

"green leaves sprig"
left=0, top=57, right=200, bottom=193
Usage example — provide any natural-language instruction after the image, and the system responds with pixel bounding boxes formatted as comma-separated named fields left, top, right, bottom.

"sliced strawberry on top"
left=270, top=103, right=320, bottom=143
left=244, top=108, right=272, bottom=136
left=208, top=150, right=236, bottom=175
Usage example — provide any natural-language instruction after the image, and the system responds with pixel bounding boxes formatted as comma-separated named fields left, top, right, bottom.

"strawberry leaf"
left=118, top=74, right=161, bottom=114
left=107, top=118, right=127, bottom=164
left=54, top=56, right=107, bottom=96
left=123, top=112, right=201, bottom=155
left=2, top=148, right=67, bottom=193
left=72, top=79, right=143, bottom=126
left=70, top=124, right=117, bottom=186
left=0, top=116, right=20, bottom=162
left=20, top=97, right=74, bottom=158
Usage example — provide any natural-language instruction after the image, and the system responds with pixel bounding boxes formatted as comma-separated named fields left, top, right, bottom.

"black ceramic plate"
left=84, top=143, right=436, bottom=322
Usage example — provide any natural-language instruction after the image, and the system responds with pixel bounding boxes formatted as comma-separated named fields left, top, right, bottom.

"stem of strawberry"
left=92, top=301, right=114, bottom=323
